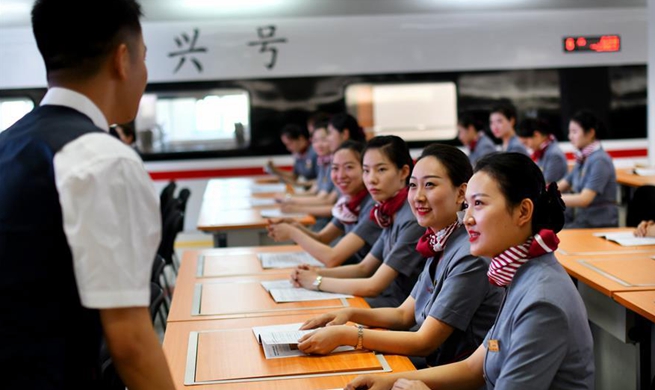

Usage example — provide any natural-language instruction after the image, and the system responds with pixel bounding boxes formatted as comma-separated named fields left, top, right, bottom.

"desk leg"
left=629, top=316, right=652, bottom=390
left=213, top=232, right=227, bottom=248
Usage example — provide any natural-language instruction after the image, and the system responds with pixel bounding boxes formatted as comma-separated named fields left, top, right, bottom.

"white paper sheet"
left=249, top=198, right=277, bottom=207
left=259, top=209, right=307, bottom=219
left=251, top=183, right=287, bottom=193
left=269, top=288, right=353, bottom=303
left=634, top=168, right=655, bottom=176
left=252, top=322, right=354, bottom=359
left=593, top=231, right=655, bottom=246
left=258, top=252, right=325, bottom=268
left=260, top=279, right=294, bottom=292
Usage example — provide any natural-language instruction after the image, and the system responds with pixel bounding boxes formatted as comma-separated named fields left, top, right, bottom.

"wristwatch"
left=312, top=275, right=323, bottom=291
left=355, top=325, right=364, bottom=350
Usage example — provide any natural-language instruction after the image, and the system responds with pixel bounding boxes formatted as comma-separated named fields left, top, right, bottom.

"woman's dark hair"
left=335, top=140, right=365, bottom=162
left=516, top=117, right=552, bottom=138
left=475, top=153, right=565, bottom=233
left=417, top=144, right=472, bottom=187
left=329, top=113, right=366, bottom=143
left=312, top=120, right=330, bottom=132
left=490, top=102, right=517, bottom=123
left=280, top=124, right=309, bottom=140
left=570, top=110, right=606, bottom=140
left=458, top=113, right=485, bottom=132
left=363, top=136, right=414, bottom=185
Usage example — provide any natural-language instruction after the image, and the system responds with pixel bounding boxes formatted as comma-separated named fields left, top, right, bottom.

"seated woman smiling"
left=296, top=145, right=503, bottom=369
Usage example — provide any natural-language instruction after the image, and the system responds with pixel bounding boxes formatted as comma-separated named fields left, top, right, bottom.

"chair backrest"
left=177, top=188, right=191, bottom=213
left=159, top=181, right=177, bottom=214
left=626, top=185, right=655, bottom=227
left=158, top=209, right=184, bottom=266
left=149, top=282, right=165, bottom=322
left=151, top=254, right=166, bottom=284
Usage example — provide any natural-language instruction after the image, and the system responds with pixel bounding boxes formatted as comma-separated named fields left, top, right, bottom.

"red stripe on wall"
left=563, top=148, right=648, bottom=160
left=149, top=166, right=293, bottom=181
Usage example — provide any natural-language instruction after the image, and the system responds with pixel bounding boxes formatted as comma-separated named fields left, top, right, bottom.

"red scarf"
left=574, top=141, right=600, bottom=165
left=488, top=229, right=559, bottom=287
left=331, top=188, right=369, bottom=224
left=531, top=135, right=554, bottom=162
left=469, top=137, right=478, bottom=153
left=415, top=220, right=461, bottom=258
left=370, top=187, right=409, bottom=228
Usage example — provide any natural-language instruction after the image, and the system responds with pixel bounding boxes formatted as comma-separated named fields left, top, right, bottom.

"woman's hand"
left=345, top=375, right=397, bottom=390
left=391, top=379, right=431, bottom=390
left=297, top=326, right=350, bottom=355
left=290, top=264, right=317, bottom=288
left=267, top=222, right=293, bottom=242
left=280, top=203, right=299, bottom=213
left=635, top=220, right=655, bottom=237
left=300, top=310, right=350, bottom=330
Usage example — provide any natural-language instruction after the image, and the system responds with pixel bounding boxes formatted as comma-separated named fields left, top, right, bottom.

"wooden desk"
left=170, top=247, right=367, bottom=322
left=163, top=315, right=416, bottom=389
left=556, top=252, right=655, bottom=298
left=616, top=168, right=655, bottom=188
left=557, top=228, right=655, bottom=256
left=614, top=291, right=655, bottom=324
left=197, top=178, right=315, bottom=247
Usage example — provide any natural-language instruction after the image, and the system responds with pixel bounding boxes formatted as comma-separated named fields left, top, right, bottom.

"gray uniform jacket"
left=483, top=253, right=594, bottom=390
left=330, top=194, right=383, bottom=264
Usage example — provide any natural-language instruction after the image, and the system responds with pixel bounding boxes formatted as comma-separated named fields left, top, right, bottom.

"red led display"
left=563, top=35, right=620, bottom=53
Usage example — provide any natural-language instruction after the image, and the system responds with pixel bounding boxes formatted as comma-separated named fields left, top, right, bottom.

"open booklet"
left=634, top=168, right=655, bottom=176
left=258, top=251, right=325, bottom=269
left=593, top=231, right=655, bottom=247
left=261, top=279, right=353, bottom=302
left=252, top=322, right=354, bottom=359
left=259, top=208, right=308, bottom=219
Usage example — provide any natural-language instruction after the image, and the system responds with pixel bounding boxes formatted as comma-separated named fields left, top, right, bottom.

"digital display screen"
left=563, top=35, right=620, bottom=53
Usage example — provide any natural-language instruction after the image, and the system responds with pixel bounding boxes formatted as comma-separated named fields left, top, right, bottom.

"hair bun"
left=545, top=182, right=566, bottom=212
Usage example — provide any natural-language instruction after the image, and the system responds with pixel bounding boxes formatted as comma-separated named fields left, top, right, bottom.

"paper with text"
left=258, top=252, right=325, bottom=268
left=260, top=209, right=307, bottom=219
left=269, top=288, right=353, bottom=303
left=593, top=231, right=655, bottom=246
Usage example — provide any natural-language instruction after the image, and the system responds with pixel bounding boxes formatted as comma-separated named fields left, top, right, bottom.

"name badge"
left=488, top=339, right=500, bottom=352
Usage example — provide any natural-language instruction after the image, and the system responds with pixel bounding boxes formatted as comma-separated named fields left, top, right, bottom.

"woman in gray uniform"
left=346, top=153, right=594, bottom=390
left=267, top=141, right=382, bottom=266
left=489, top=102, right=529, bottom=155
left=516, top=117, right=568, bottom=183
left=291, top=136, right=425, bottom=308
left=558, top=110, right=618, bottom=228
left=458, top=113, right=496, bottom=167
left=296, top=145, right=502, bottom=369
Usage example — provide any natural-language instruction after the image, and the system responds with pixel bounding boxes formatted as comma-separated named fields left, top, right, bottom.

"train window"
left=0, top=98, right=34, bottom=132
left=134, top=89, right=250, bottom=153
left=345, top=82, right=458, bottom=141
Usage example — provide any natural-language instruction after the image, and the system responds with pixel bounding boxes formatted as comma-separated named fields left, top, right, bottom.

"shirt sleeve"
left=351, top=216, right=383, bottom=246
left=428, top=254, right=491, bottom=331
left=54, top=134, right=161, bottom=309
left=330, top=217, right=344, bottom=231
left=384, top=218, right=425, bottom=277
left=542, top=152, right=568, bottom=184
left=581, top=156, right=613, bottom=194
left=492, top=301, right=569, bottom=390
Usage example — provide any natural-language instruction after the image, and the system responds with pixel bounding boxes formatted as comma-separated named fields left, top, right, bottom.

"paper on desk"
left=251, top=183, right=287, bottom=193
left=269, top=288, right=353, bottom=303
left=258, top=252, right=325, bottom=268
left=635, top=168, right=655, bottom=176
left=261, top=279, right=294, bottom=292
left=252, top=322, right=354, bottom=359
left=593, top=231, right=655, bottom=246
left=249, top=198, right=277, bottom=207
left=259, top=208, right=307, bottom=219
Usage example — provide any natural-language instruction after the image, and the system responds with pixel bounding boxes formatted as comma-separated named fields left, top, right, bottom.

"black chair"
left=150, top=282, right=167, bottom=330
left=158, top=209, right=184, bottom=276
left=151, top=254, right=170, bottom=314
left=159, top=181, right=177, bottom=215
left=626, top=185, right=655, bottom=227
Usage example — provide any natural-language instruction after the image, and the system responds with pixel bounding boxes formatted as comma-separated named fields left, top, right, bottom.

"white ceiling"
left=0, top=0, right=646, bottom=28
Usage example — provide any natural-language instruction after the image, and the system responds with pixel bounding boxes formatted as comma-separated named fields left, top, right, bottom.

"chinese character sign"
left=169, top=28, right=207, bottom=73
left=248, top=25, right=288, bottom=70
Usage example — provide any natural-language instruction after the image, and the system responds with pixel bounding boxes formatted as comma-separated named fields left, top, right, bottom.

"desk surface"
left=616, top=168, right=655, bottom=188
left=169, top=247, right=368, bottom=322
left=556, top=252, right=655, bottom=298
left=557, top=228, right=655, bottom=256
left=197, top=178, right=315, bottom=232
left=163, top=315, right=416, bottom=390
left=613, top=290, right=655, bottom=324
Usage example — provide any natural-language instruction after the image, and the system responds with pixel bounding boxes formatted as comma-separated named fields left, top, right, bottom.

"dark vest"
left=0, top=105, right=105, bottom=389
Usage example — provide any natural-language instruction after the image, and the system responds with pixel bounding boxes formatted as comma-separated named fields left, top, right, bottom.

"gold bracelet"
left=355, top=325, right=364, bottom=350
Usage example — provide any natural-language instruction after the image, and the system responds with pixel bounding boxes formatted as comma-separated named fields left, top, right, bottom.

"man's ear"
left=112, top=43, right=130, bottom=81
